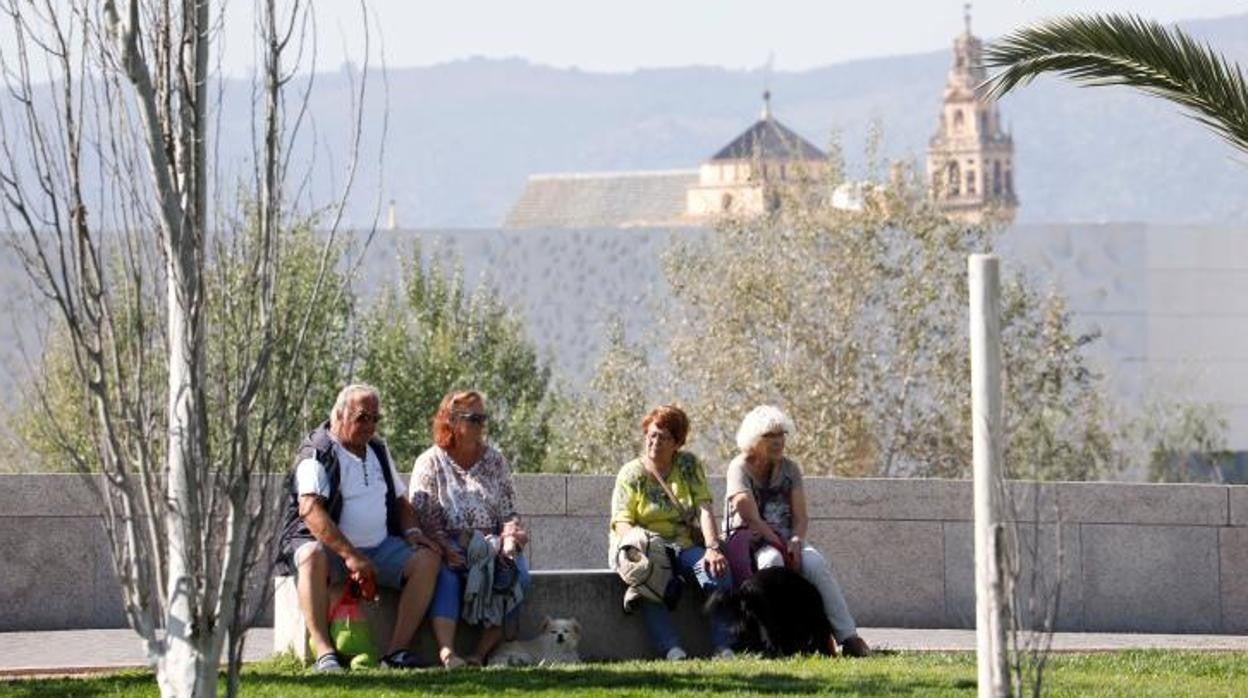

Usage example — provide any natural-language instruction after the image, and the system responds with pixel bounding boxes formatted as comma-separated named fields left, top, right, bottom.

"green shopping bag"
left=312, top=578, right=378, bottom=668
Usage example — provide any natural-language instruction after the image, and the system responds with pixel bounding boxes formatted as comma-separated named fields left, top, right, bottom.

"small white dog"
left=487, top=617, right=582, bottom=666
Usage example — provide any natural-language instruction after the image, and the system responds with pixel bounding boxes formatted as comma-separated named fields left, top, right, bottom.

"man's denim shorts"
left=294, top=536, right=414, bottom=590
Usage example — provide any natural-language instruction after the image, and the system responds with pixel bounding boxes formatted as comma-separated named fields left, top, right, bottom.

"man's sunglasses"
left=352, top=411, right=383, bottom=424
left=455, top=412, right=490, bottom=425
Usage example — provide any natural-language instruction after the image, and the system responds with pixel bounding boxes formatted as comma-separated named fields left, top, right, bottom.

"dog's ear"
left=541, top=616, right=551, bottom=631
left=571, top=619, right=581, bottom=635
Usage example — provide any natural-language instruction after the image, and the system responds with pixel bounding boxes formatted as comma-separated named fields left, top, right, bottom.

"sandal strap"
left=383, top=649, right=417, bottom=663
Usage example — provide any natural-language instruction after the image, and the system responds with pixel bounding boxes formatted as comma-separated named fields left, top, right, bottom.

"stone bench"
left=273, top=569, right=715, bottom=663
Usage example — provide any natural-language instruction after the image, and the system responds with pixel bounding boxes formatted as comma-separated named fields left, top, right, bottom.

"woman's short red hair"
left=641, top=404, right=690, bottom=447
left=432, top=390, right=485, bottom=449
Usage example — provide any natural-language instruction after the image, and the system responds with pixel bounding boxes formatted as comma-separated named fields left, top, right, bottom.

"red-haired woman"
left=409, top=390, right=530, bottom=668
left=609, top=404, right=734, bottom=660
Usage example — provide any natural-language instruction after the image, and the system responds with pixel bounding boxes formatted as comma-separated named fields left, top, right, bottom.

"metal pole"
left=969, top=254, right=1009, bottom=697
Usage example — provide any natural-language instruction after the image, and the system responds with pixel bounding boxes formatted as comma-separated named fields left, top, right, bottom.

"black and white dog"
left=708, top=567, right=833, bottom=657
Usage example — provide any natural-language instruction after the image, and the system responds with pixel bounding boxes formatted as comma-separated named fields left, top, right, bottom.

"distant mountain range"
left=261, top=12, right=1248, bottom=228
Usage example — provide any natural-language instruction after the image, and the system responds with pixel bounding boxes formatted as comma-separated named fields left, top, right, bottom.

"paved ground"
left=3, top=627, right=1247, bottom=677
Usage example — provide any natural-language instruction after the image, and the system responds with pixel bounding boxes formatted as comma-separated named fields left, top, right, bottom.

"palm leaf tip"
left=979, top=12, right=1248, bottom=155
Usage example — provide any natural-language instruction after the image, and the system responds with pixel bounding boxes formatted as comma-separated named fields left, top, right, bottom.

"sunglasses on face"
left=352, top=411, right=383, bottom=424
left=761, top=431, right=786, bottom=439
left=455, top=412, right=490, bottom=425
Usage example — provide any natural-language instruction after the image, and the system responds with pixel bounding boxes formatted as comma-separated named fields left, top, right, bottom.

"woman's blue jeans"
left=639, top=544, right=734, bottom=654
left=430, top=550, right=531, bottom=625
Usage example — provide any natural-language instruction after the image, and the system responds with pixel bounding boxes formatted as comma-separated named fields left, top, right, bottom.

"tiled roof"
left=710, top=117, right=825, bottom=162
left=504, top=170, right=698, bottom=229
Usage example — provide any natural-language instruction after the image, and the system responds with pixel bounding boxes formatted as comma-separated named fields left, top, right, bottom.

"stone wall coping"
left=0, top=474, right=1241, bottom=527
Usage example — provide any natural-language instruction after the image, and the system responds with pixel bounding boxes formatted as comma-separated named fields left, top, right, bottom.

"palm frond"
left=982, top=13, right=1248, bottom=156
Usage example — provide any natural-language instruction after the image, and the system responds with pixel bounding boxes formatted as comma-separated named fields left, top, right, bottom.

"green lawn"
left=0, top=651, right=1243, bottom=697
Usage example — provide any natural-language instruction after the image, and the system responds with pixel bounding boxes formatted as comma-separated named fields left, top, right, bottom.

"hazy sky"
left=211, top=0, right=1247, bottom=76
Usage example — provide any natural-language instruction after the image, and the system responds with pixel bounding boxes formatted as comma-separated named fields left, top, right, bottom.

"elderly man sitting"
left=277, top=384, right=442, bottom=671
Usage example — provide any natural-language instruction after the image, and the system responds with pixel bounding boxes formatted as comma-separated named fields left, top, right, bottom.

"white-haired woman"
left=722, top=405, right=871, bottom=657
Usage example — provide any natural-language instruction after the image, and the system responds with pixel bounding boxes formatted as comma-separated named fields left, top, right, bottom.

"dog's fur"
left=708, top=567, right=833, bottom=657
left=486, top=617, right=582, bottom=666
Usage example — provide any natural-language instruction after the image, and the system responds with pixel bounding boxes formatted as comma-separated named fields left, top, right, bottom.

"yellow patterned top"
left=609, top=451, right=711, bottom=553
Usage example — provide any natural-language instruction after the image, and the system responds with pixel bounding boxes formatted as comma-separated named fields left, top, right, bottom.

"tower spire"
left=926, top=3, right=1018, bottom=225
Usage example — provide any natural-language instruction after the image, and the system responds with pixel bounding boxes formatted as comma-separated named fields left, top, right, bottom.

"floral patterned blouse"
left=409, top=444, right=519, bottom=535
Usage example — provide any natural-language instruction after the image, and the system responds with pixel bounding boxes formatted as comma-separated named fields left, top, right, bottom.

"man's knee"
left=296, top=541, right=329, bottom=578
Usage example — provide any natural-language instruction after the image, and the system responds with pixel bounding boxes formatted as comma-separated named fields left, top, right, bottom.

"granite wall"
left=3, top=474, right=1245, bottom=634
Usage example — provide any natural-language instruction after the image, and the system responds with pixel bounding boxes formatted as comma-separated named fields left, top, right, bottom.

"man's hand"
left=345, top=551, right=377, bottom=588
left=703, top=545, right=728, bottom=578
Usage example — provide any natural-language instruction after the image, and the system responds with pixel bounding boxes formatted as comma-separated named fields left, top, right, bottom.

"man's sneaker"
left=313, top=651, right=345, bottom=673
left=712, top=647, right=735, bottom=660
left=665, top=646, right=688, bottom=661
left=380, top=649, right=421, bottom=669
left=841, top=635, right=872, bottom=658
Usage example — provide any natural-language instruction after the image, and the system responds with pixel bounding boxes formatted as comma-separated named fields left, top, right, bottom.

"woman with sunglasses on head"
left=409, top=390, right=531, bottom=668
left=722, top=404, right=871, bottom=657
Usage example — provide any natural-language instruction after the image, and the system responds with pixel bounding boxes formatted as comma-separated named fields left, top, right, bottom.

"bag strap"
left=646, top=464, right=699, bottom=531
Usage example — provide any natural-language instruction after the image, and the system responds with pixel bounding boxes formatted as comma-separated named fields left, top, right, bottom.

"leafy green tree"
left=1135, top=399, right=1231, bottom=482
left=14, top=223, right=354, bottom=473
left=357, top=247, right=556, bottom=471
left=544, top=319, right=650, bottom=473
left=202, top=222, right=355, bottom=467
left=660, top=152, right=1118, bottom=479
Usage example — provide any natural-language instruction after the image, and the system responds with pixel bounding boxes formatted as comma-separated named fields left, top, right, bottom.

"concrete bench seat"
left=273, top=569, right=716, bottom=663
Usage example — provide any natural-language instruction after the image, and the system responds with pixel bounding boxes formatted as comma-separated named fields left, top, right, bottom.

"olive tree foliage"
left=357, top=247, right=556, bottom=471
left=544, top=318, right=650, bottom=473
left=660, top=147, right=1118, bottom=479
left=1136, top=399, right=1231, bottom=482
left=0, top=1, right=373, bottom=695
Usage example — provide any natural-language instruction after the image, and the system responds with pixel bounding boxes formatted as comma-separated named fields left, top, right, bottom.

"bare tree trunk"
left=3, top=1, right=378, bottom=694
left=101, top=0, right=212, bottom=692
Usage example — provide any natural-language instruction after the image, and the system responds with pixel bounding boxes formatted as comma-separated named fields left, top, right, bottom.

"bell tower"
left=927, top=4, right=1018, bottom=224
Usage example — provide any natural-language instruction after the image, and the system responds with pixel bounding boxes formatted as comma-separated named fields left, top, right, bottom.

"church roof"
left=504, top=170, right=697, bottom=229
left=710, top=116, right=825, bottom=162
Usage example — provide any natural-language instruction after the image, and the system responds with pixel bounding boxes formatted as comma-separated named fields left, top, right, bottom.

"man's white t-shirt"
left=295, top=439, right=406, bottom=549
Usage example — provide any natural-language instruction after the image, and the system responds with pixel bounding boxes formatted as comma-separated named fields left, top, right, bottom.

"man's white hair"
left=735, top=404, right=796, bottom=453
left=330, top=383, right=381, bottom=427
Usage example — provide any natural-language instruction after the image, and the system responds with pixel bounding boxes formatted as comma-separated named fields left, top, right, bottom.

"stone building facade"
left=684, top=92, right=827, bottom=218
left=926, top=8, right=1018, bottom=224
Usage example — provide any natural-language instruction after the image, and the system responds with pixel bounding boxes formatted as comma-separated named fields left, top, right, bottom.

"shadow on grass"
left=250, top=665, right=964, bottom=697
left=0, top=656, right=974, bottom=697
